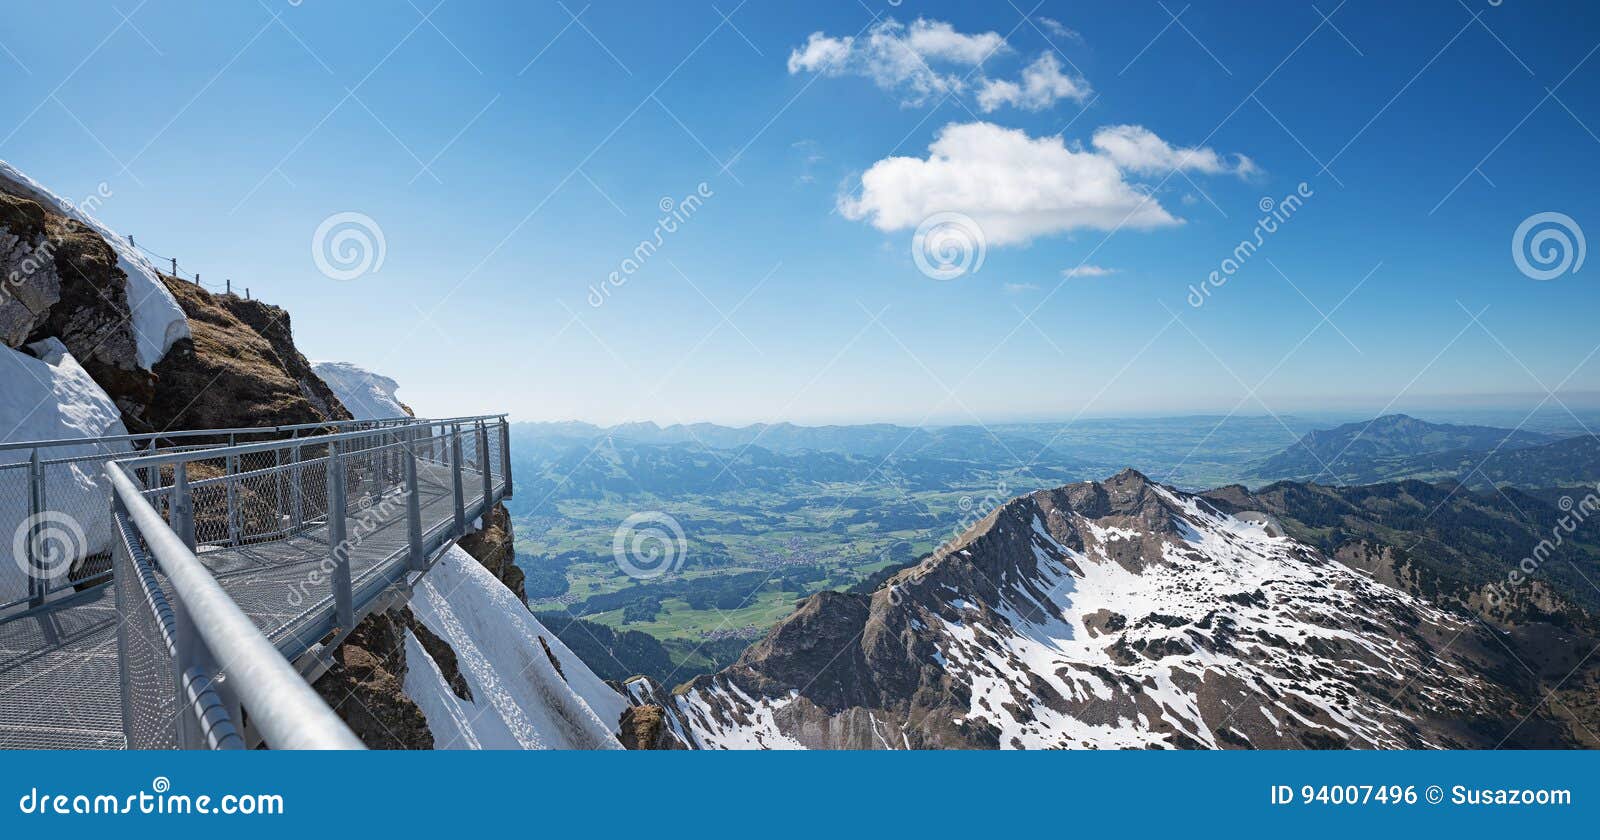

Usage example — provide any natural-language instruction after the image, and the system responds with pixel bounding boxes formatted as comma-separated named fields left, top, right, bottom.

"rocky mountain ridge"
left=641, top=469, right=1587, bottom=749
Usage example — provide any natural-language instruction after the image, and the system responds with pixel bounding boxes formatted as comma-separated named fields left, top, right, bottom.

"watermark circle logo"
left=312, top=212, right=386, bottom=282
left=1512, top=211, right=1585, bottom=281
left=612, top=511, right=686, bottom=580
left=912, top=212, right=986, bottom=281
left=151, top=777, right=171, bottom=794
left=11, top=511, right=86, bottom=583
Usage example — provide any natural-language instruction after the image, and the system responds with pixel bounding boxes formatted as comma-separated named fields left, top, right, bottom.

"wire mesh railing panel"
left=0, top=463, right=34, bottom=605
left=485, top=423, right=504, bottom=485
left=113, top=510, right=180, bottom=750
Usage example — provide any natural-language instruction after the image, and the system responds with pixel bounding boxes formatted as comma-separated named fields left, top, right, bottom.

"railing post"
left=499, top=417, right=513, bottom=498
left=366, top=432, right=380, bottom=505
left=290, top=442, right=304, bottom=531
left=172, top=593, right=210, bottom=749
left=477, top=420, right=492, bottom=517
left=142, top=438, right=158, bottom=491
left=450, top=424, right=467, bottom=537
left=404, top=428, right=425, bottom=572
left=172, top=462, right=196, bottom=551
left=26, top=448, right=46, bottom=607
left=274, top=446, right=286, bottom=536
left=225, top=452, right=240, bottom=546
left=327, top=441, right=354, bottom=631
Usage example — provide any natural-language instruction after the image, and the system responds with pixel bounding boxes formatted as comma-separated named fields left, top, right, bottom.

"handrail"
left=0, top=414, right=507, bottom=455
left=106, top=459, right=365, bottom=749
left=117, top=415, right=502, bottom=470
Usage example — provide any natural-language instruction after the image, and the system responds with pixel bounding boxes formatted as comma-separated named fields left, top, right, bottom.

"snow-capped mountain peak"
left=662, top=469, right=1533, bottom=749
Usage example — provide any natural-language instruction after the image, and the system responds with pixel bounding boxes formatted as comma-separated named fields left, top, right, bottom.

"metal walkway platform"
left=0, top=417, right=510, bottom=750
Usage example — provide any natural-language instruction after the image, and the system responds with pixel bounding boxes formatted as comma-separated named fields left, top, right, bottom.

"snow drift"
left=0, top=339, right=129, bottom=602
left=403, top=546, right=625, bottom=749
left=312, top=361, right=409, bottom=420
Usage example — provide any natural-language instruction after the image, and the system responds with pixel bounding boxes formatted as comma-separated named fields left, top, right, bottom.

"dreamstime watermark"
left=588, top=182, right=714, bottom=307
left=284, top=489, right=408, bottom=608
left=1188, top=181, right=1315, bottom=308
left=10, top=511, right=85, bottom=586
left=912, top=211, right=986, bottom=281
left=930, top=480, right=1010, bottom=560
left=1512, top=211, right=1584, bottom=281
left=311, top=211, right=386, bottom=282
left=1486, top=480, right=1600, bottom=607
left=612, top=511, right=687, bottom=579
left=17, top=776, right=285, bottom=816
left=59, top=181, right=114, bottom=217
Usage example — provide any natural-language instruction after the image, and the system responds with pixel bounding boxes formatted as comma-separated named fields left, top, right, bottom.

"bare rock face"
left=141, top=277, right=351, bottom=433
left=393, top=606, right=472, bottom=702
left=670, top=470, right=1584, bottom=749
left=311, top=609, right=434, bottom=750
left=457, top=502, right=524, bottom=604
left=0, top=184, right=155, bottom=418
left=618, top=704, right=688, bottom=750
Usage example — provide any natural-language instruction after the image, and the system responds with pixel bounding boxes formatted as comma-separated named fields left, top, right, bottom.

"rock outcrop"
left=618, top=704, right=688, bottom=750
left=311, top=608, right=434, bottom=750
left=457, top=502, right=525, bottom=604
left=0, top=177, right=157, bottom=418
left=141, top=277, right=350, bottom=434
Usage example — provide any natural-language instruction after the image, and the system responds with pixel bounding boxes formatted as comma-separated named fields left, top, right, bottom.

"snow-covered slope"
left=312, top=361, right=409, bottom=420
left=664, top=470, right=1541, bottom=749
left=0, top=160, right=188, bottom=368
left=0, top=339, right=129, bottom=601
left=403, top=546, right=625, bottom=749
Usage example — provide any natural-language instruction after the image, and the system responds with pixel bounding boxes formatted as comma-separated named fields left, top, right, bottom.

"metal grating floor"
left=0, top=461, right=502, bottom=750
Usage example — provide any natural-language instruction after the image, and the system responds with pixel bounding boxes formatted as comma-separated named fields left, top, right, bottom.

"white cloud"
left=1037, top=17, right=1083, bottom=42
left=838, top=122, right=1181, bottom=246
left=1063, top=265, right=1116, bottom=278
left=977, top=53, right=1090, bottom=112
left=788, top=19, right=1008, bottom=107
left=902, top=19, right=1007, bottom=64
left=1091, top=124, right=1257, bottom=178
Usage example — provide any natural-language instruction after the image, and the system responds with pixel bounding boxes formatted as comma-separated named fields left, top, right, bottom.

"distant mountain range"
left=1248, top=414, right=1559, bottom=484
left=511, top=415, right=1316, bottom=492
left=1402, top=435, right=1600, bottom=490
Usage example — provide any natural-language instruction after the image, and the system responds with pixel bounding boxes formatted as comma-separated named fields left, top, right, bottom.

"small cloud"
left=792, top=139, right=823, bottom=184
left=977, top=53, right=1091, bottom=112
left=1037, top=17, right=1083, bottom=43
left=1181, top=193, right=1200, bottom=205
left=1004, top=282, right=1040, bottom=294
left=1062, top=265, right=1117, bottom=278
left=1091, top=124, right=1257, bottom=178
left=788, top=19, right=1008, bottom=107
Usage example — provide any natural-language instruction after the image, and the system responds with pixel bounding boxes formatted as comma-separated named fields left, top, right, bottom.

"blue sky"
left=1, top=1, right=1596, bottom=426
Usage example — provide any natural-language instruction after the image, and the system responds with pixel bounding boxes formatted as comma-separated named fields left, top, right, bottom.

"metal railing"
left=26, top=414, right=510, bottom=750
left=1, top=417, right=424, bottom=613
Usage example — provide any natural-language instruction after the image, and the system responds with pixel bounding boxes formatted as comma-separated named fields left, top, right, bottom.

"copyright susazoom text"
left=1271, top=785, right=1572, bottom=806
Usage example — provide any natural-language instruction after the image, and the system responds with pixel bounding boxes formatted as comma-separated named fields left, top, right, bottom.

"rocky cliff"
left=140, top=277, right=350, bottom=433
